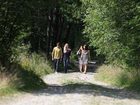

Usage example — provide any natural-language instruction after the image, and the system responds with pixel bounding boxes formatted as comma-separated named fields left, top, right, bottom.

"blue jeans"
left=63, top=54, right=69, bottom=73
left=53, top=59, right=60, bottom=72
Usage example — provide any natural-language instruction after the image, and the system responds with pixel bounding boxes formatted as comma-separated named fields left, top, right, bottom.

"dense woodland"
left=0, top=0, right=85, bottom=66
left=0, top=0, right=140, bottom=71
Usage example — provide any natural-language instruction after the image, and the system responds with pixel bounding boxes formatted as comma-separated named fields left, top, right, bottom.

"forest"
left=0, top=0, right=140, bottom=93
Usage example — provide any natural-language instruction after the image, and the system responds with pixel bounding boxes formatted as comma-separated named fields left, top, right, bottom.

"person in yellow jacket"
left=52, top=42, right=62, bottom=73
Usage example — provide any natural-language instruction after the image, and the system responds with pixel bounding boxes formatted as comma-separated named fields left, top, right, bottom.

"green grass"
left=0, top=52, right=53, bottom=96
left=0, top=65, right=47, bottom=96
left=14, top=52, right=53, bottom=91
left=0, top=73, right=18, bottom=96
left=14, top=65, right=47, bottom=91
left=0, top=87, right=18, bottom=96
left=19, top=52, right=53, bottom=76
left=95, top=65, right=140, bottom=92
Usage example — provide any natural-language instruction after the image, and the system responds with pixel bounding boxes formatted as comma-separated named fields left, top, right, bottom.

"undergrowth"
left=95, top=65, right=140, bottom=92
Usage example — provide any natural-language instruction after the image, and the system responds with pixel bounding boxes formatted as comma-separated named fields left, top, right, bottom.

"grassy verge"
left=0, top=87, right=18, bottom=96
left=0, top=52, right=53, bottom=96
left=95, top=65, right=140, bottom=92
left=0, top=71, right=19, bottom=96
left=19, top=52, right=53, bottom=76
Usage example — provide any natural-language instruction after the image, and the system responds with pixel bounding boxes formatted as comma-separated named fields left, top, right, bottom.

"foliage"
left=0, top=0, right=85, bottom=66
left=0, top=0, right=140, bottom=94
left=19, top=52, right=53, bottom=77
left=83, top=0, right=140, bottom=69
left=95, top=65, right=140, bottom=91
left=0, top=44, right=53, bottom=96
left=12, top=44, right=53, bottom=76
left=0, top=87, right=18, bottom=96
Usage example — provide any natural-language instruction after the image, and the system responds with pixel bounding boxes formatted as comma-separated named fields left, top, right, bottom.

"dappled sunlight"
left=1, top=72, right=140, bottom=105
left=40, top=72, right=140, bottom=100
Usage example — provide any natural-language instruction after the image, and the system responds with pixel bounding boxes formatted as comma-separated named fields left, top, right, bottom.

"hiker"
left=52, top=42, right=62, bottom=73
left=77, top=45, right=83, bottom=72
left=77, top=44, right=90, bottom=74
left=63, top=43, right=71, bottom=73
left=80, top=44, right=90, bottom=74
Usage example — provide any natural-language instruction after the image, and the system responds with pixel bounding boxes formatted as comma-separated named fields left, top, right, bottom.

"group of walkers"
left=51, top=42, right=90, bottom=74
left=51, top=42, right=71, bottom=73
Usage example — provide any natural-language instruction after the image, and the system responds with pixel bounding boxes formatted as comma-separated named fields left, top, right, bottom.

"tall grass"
left=14, top=52, right=53, bottom=91
left=0, top=68, right=18, bottom=96
left=19, top=52, right=53, bottom=77
left=95, top=65, right=140, bottom=91
left=0, top=45, right=53, bottom=96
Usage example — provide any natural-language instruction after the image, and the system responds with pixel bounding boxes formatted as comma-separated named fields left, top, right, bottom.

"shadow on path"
left=31, top=82, right=140, bottom=100
left=18, top=60, right=140, bottom=102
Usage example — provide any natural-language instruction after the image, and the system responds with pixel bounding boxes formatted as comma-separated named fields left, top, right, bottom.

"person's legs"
left=83, top=64, right=87, bottom=74
left=67, top=58, right=70, bottom=68
left=80, top=64, right=83, bottom=72
left=63, top=58, right=67, bottom=73
left=65, top=59, right=69, bottom=73
left=53, top=59, right=57, bottom=72
left=56, top=59, right=60, bottom=72
left=63, top=54, right=68, bottom=73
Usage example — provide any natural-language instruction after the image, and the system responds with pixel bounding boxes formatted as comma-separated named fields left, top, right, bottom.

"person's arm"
left=76, top=49, right=80, bottom=55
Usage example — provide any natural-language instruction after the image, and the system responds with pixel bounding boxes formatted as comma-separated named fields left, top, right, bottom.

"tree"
left=82, top=0, right=140, bottom=69
left=0, top=0, right=84, bottom=66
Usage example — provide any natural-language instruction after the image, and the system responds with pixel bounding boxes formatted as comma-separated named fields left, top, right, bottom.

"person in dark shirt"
left=63, top=43, right=71, bottom=73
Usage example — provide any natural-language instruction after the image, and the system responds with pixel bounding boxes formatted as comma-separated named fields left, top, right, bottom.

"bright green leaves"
left=82, top=0, right=140, bottom=69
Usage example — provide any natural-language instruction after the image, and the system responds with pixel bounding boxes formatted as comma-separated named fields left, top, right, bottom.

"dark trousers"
left=53, top=59, right=60, bottom=72
left=63, top=54, right=69, bottom=73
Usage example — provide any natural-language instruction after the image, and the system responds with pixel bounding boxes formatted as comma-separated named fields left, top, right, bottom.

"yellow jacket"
left=52, top=47, right=62, bottom=59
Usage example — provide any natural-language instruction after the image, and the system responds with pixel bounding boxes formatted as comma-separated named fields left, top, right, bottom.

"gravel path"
left=0, top=72, right=140, bottom=105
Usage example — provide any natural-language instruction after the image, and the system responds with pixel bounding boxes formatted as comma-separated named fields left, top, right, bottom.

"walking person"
left=77, top=45, right=83, bottom=72
left=52, top=42, right=62, bottom=73
left=63, top=43, right=71, bottom=73
left=81, top=44, right=90, bottom=74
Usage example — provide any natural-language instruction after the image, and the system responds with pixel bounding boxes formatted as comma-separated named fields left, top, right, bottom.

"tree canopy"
left=82, top=0, right=140, bottom=69
left=0, top=0, right=140, bottom=70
